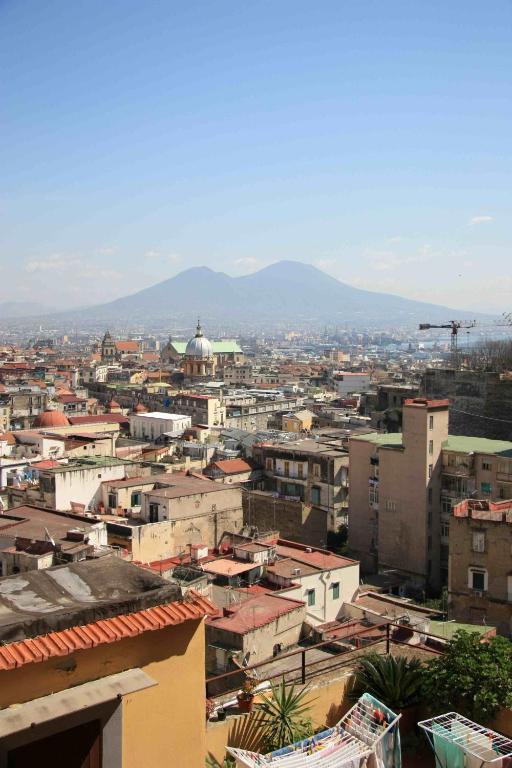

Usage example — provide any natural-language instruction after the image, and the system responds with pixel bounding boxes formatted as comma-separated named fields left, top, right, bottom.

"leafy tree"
left=255, top=678, right=315, bottom=752
left=423, top=631, right=512, bottom=722
left=351, top=654, right=425, bottom=710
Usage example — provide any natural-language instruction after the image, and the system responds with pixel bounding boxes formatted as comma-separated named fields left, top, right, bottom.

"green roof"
left=443, top=435, right=512, bottom=457
left=430, top=620, right=492, bottom=640
left=352, top=432, right=512, bottom=457
left=170, top=340, right=242, bottom=354
left=351, top=432, right=403, bottom=448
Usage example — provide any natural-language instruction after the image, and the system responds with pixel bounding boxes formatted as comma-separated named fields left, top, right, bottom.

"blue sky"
left=1, top=0, right=511, bottom=311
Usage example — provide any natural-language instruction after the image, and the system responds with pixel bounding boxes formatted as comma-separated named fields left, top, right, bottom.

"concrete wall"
left=421, top=369, right=512, bottom=441
left=243, top=491, right=328, bottom=548
left=449, top=514, right=512, bottom=635
left=205, top=673, right=353, bottom=765
left=54, top=464, right=128, bottom=511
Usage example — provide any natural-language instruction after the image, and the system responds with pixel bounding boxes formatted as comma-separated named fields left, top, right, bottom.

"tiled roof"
left=209, top=458, right=253, bottom=474
left=0, top=591, right=215, bottom=672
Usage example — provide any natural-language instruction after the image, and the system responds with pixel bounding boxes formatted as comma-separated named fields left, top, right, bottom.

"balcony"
left=442, top=463, right=473, bottom=477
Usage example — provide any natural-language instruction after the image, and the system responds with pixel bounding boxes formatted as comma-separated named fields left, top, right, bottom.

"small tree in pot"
left=237, top=677, right=258, bottom=713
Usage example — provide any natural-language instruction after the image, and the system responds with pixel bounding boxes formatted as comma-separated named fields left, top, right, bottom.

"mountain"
left=81, top=261, right=489, bottom=326
left=1, top=261, right=492, bottom=329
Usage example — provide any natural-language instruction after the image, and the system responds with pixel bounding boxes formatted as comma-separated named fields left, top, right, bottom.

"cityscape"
left=1, top=1, right=511, bottom=767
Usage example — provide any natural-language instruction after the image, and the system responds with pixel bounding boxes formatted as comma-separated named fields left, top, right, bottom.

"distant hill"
left=0, top=261, right=493, bottom=328
left=0, top=301, right=55, bottom=318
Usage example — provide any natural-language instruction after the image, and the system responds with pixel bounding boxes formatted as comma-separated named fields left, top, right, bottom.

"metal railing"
left=205, top=621, right=444, bottom=697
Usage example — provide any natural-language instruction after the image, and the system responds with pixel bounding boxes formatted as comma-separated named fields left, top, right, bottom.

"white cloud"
left=25, top=254, right=81, bottom=273
left=469, top=215, right=494, bottom=225
left=233, top=257, right=260, bottom=270
left=96, top=245, right=118, bottom=257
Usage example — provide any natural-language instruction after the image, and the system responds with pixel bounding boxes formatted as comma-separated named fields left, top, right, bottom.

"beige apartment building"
left=107, top=474, right=243, bottom=562
left=348, top=398, right=512, bottom=594
left=448, top=498, right=512, bottom=635
left=252, top=438, right=349, bottom=534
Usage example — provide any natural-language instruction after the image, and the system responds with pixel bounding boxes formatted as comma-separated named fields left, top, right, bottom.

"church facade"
left=161, top=323, right=243, bottom=378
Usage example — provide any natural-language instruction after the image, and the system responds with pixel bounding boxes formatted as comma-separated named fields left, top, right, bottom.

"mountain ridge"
left=1, top=261, right=493, bottom=328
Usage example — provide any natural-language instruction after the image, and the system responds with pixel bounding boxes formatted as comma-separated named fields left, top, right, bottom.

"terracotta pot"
left=237, top=694, right=254, bottom=713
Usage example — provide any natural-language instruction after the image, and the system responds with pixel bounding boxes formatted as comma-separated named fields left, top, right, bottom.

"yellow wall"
left=0, top=618, right=206, bottom=768
left=205, top=674, right=353, bottom=765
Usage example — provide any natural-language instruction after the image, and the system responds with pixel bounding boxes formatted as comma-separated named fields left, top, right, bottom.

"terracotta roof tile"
left=0, top=593, right=216, bottom=673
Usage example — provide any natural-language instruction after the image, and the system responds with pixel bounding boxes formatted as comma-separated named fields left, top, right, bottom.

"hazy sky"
left=1, top=0, right=511, bottom=312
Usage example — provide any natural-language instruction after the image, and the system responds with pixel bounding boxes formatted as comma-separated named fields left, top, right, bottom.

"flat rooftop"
left=0, top=558, right=180, bottom=644
left=132, top=412, right=190, bottom=421
left=351, top=432, right=512, bottom=457
left=40, top=456, right=135, bottom=473
left=202, top=559, right=258, bottom=577
left=147, top=473, right=237, bottom=500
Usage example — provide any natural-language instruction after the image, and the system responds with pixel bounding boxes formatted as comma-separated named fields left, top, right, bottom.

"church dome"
left=34, top=408, right=70, bottom=428
left=185, top=322, right=213, bottom=358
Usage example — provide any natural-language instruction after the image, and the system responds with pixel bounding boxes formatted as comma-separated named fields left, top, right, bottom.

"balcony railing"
left=442, top=464, right=473, bottom=477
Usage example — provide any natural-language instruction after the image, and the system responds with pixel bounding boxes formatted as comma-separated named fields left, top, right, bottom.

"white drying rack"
left=418, top=712, right=512, bottom=766
left=227, top=693, right=401, bottom=767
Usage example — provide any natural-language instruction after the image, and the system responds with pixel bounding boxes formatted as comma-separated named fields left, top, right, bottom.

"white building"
left=333, top=372, right=370, bottom=397
left=130, top=412, right=191, bottom=441
left=265, top=542, right=360, bottom=626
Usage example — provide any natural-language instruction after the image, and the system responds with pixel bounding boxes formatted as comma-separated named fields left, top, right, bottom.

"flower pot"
left=237, top=694, right=254, bottom=713
left=217, top=708, right=226, bottom=721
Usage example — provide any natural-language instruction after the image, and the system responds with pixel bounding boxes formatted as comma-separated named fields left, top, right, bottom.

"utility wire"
left=450, top=407, right=512, bottom=425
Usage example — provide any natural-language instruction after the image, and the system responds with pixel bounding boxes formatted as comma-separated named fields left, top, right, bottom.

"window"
left=468, top=568, right=487, bottom=592
left=369, top=485, right=379, bottom=505
left=441, top=521, right=450, bottom=538
left=385, top=499, right=396, bottom=513
left=284, top=461, right=290, bottom=477
left=149, top=503, right=159, bottom=523
left=482, top=460, right=492, bottom=471
left=311, top=486, right=321, bottom=505
left=429, top=440, right=434, bottom=456
left=480, top=482, right=492, bottom=495
left=266, top=458, right=273, bottom=471
left=313, top=463, right=320, bottom=478
left=298, top=464, right=304, bottom=479
left=508, top=575, right=512, bottom=603
left=442, top=498, right=453, bottom=515
left=307, top=589, right=316, bottom=606
left=428, top=487, right=433, bottom=504
left=428, top=464, right=433, bottom=478
left=108, top=493, right=117, bottom=509
left=131, top=491, right=141, bottom=507
left=428, top=536, right=432, bottom=552
left=429, top=415, right=434, bottom=430
left=472, top=531, right=485, bottom=553
left=332, top=582, right=340, bottom=600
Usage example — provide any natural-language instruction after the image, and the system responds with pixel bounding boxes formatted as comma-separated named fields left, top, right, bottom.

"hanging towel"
left=432, top=723, right=465, bottom=768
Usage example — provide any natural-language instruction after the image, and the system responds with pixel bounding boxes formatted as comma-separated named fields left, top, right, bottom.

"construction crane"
left=418, top=320, right=476, bottom=363
left=419, top=314, right=512, bottom=366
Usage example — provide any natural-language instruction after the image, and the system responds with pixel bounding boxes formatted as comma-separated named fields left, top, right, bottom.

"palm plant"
left=255, top=678, right=316, bottom=752
left=351, top=653, right=425, bottom=710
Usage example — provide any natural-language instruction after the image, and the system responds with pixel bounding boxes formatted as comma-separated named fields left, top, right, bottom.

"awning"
left=0, top=667, right=156, bottom=738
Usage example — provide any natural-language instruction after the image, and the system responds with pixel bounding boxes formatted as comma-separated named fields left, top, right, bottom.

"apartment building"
left=349, top=398, right=512, bottom=593
left=168, top=393, right=226, bottom=427
left=107, top=474, right=243, bottom=562
left=252, top=437, right=349, bottom=533
left=448, top=499, right=512, bottom=635
left=130, top=411, right=191, bottom=440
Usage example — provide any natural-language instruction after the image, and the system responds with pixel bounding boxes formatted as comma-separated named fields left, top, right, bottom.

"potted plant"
left=237, top=677, right=257, bottom=713
left=206, top=698, right=216, bottom=720
left=350, top=653, right=425, bottom=732
left=255, top=677, right=315, bottom=752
